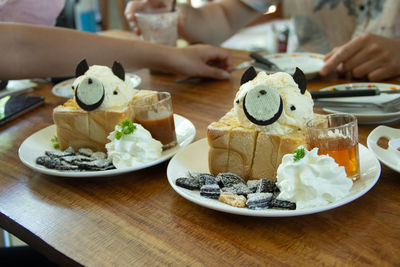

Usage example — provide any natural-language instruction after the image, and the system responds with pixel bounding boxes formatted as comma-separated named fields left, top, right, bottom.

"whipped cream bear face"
left=234, top=67, right=314, bottom=134
left=73, top=59, right=135, bottom=111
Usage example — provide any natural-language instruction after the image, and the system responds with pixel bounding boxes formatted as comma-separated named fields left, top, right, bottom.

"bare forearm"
left=179, top=0, right=260, bottom=45
left=0, top=23, right=176, bottom=79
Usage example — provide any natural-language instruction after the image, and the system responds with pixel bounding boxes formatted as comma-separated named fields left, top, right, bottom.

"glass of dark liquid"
left=134, top=91, right=177, bottom=150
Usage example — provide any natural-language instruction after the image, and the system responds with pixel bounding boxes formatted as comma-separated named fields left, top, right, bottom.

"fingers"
left=319, top=34, right=367, bottom=76
left=183, top=45, right=233, bottom=79
left=202, top=66, right=231, bottom=80
left=368, top=67, right=397, bottom=81
left=125, top=1, right=141, bottom=33
left=323, top=48, right=337, bottom=62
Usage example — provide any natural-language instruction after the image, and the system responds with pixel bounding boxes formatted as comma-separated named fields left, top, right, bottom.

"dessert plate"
left=19, top=114, right=195, bottom=177
left=367, top=125, right=400, bottom=173
left=167, top=139, right=381, bottom=217
left=317, top=83, right=400, bottom=124
left=52, top=73, right=142, bottom=98
left=256, top=52, right=324, bottom=79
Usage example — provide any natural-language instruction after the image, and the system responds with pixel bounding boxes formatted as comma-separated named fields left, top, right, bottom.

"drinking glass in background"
left=306, top=114, right=360, bottom=181
left=135, top=8, right=179, bottom=47
left=133, top=92, right=177, bottom=150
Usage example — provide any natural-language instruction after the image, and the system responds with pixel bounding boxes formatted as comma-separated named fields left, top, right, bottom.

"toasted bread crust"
left=207, top=111, right=306, bottom=181
left=53, top=106, right=133, bottom=152
left=53, top=89, right=158, bottom=152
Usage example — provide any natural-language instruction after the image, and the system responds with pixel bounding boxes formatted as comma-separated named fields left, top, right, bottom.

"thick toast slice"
left=207, top=110, right=306, bottom=181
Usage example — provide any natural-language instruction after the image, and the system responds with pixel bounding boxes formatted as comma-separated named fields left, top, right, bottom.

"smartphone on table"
left=0, top=95, right=45, bottom=126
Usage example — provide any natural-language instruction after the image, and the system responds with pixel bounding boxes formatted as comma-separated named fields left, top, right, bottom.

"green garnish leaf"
left=293, top=147, right=306, bottom=162
left=51, top=136, right=59, bottom=149
left=115, top=119, right=136, bottom=140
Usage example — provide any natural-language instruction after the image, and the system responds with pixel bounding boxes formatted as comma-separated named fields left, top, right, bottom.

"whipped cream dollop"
left=73, top=65, right=135, bottom=110
left=105, top=123, right=162, bottom=168
left=276, top=147, right=353, bottom=209
left=234, top=72, right=314, bottom=134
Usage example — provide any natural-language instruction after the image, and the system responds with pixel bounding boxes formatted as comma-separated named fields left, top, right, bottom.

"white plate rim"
left=51, top=73, right=142, bottom=98
left=167, top=138, right=381, bottom=217
left=18, top=114, right=195, bottom=178
left=367, top=125, right=400, bottom=173
left=318, top=82, right=400, bottom=124
left=263, top=52, right=325, bottom=75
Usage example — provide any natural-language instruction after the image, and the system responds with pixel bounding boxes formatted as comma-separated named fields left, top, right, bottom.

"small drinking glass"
left=133, top=92, right=177, bottom=150
left=135, top=9, right=179, bottom=47
left=306, top=113, right=360, bottom=181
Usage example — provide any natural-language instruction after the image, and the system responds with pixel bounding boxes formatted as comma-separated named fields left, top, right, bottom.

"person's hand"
left=125, top=0, right=172, bottom=35
left=319, top=33, right=400, bottom=81
left=165, top=44, right=233, bottom=80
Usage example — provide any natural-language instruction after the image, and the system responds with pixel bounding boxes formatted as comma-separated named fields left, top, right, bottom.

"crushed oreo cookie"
left=175, top=172, right=296, bottom=211
left=36, top=146, right=115, bottom=172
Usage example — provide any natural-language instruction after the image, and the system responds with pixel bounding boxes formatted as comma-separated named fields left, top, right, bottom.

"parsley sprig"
left=51, top=136, right=59, bottom=149
left=115, top=119, right=136, bottom=140
left=293, top=147, right=306, bottom=162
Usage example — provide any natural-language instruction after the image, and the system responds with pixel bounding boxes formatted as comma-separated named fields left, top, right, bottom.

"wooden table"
left=1, top=49, right=400, bottom=266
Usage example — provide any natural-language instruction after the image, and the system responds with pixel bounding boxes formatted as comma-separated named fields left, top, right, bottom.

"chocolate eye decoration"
left=75, top=76, right=105, bottom=111
left=290, top=105, right=296, bottom=111
left=113, top=90, right=118, bottom=95
left=243, top=85, right=283, bottom=125
left=235, top=99, right=240, bottom=104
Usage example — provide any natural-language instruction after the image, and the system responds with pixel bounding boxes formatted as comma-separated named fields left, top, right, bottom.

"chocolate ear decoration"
left=75, top=59, right=89, bottom=77
left=292, top=67, right=307, bottom=94
left=112, top=61, right=125, bottom=81
left=240, top=66, right=257, bottom=85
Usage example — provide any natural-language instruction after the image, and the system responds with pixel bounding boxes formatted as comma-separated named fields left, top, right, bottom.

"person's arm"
left=178, top=0, right=261, bottom=45
left=319, top=33, right=400, bottom=81
left=0, top=23, right=232, bottom=80
left=125, top=0, right=262, bottom=45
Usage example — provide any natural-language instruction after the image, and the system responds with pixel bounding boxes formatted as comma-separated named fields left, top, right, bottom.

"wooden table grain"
left=1, top=49, right=400, bottom=266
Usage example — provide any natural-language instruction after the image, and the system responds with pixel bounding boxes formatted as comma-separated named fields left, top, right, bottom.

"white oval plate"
left=367, top=125, right=400, bottom=173
left=167, top=139, right=381, bottom=217
left=19, top=114, right=195, bottom=177
left=317, top=83, right=400, bottom=124
left=51, top=73, right=142, bottom=98
left=259, top=52, right=325, bottom=79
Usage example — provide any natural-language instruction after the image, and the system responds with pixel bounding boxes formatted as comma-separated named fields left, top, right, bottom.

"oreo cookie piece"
left=175, top=177, right=200, bottom=190
left=243, top=85, right=283, bottom=126
left=222, top=183, right=252, bottom=197
left=200, top=184, right=221, bottom=199
left=270, top=199, right=296, bottom=210
left=78, top=148, right=93, bottom=157
left=215, top=173, right=245, bottom=187
left=91, top=152, right=107, bottom=160
left=112, top=61, right=125, bottom=81
left=45, top=150, right=75, bottom=158
left=61, top=155, right=93, bottom=164
left=57, top=161, right=80, bottom=171
left=74, top=159, right=113, bottom=171
left=75, top=59, right=89, bottom=77
left=292, top=67, right=307, bottom=94
left=36, top=156, right=62, bottom=169
left=247, top=180, right=260, bottom=193
left=75, top=76, right=105, bottom=111
left=0, top=80, right=8, bottom=90
left=240, top=66, right=257, bottom=85
left=256, top=179, right=279, bottom=193
left=246, top=193, right=273, bottom=210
